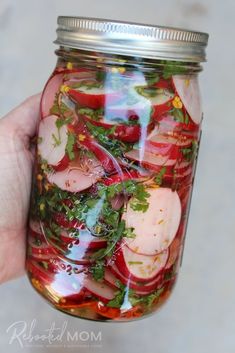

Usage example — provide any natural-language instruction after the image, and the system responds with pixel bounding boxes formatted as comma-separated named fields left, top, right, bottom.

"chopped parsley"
left=129, top=287, right=165, bottom=309
left=78, top=107, right=104, bottom=121
left=85, top=121, right=133, bottom=158
left=96, top=70, right=106, bottom=82
left=56, top=116, right=73, bottom=129
left=181, top=140, right=198, bottom=162
left=107, top=281, right=165, bottom=310
left=90, top=260, right=105, bottom=281
left=144, top=72, right=160, bottom=86
left=155, top=167, right=167, bottom=186
left=107, top=281, right=133, bottom=308
left=65, top=132, right=76, bottom=160
left=52, top=132, right=61, bottom=147
left=98, top=180, right=150, bottom=213
left=161, top=61, right=188, bottom=79
left=50, top=95, right=74, bottom=120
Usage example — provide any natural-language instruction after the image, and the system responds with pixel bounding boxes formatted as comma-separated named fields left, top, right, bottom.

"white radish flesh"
left=147, top=127, right=193, bottom=148
left=38, top=115, right=68, bottom=167
left=173, top=75, right=202, bottom=125
left=104, top=269, right=119, bottom=289
left=165, top=237, right=182, bottom=269
left=121, top=245, right=168, bottom=281
left=83, top=276, right=115, bottom=302
left=78, top=85, right=110, bottom=95
left=29, top=219, right=43, bottom=235
left=47, top=163, right=104, bottom=193
left=41, top=73, right=64, bottom=117
left=125, top=149, right=176, bottom=168
left=110, top=264, right=162, bottom=294
left=148, top=89, right=174, bottom=105
left=123, top=187, right=181, bottom=255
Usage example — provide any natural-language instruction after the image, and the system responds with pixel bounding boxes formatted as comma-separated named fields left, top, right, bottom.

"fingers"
left=1, top=93, right=41, bottom=138
left=0, top=229, right=26, bottom=284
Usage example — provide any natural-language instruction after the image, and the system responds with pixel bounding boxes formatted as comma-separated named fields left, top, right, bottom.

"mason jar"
left=26, top=17, right=209, bottom=321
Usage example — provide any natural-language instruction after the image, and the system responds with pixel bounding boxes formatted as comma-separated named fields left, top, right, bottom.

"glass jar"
left=26, top=17, right=209, bottom=321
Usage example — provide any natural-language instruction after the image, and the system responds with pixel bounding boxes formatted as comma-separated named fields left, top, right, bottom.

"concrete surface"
left=0, top=1, right=235, bottom=352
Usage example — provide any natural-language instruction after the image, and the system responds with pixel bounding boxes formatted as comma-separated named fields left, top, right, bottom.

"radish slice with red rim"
left=103, top=269, right=120, bottom=289
left=38, top=115, right=69, bottom=169
left=109, top=264, right=163, bottom=294
left=135, top=87, right=174, bottom=119
left=47, top=161, right=104, bottom=193
left=125, top=149, right=176, bottom=173
left=82, top=114, right=141, bottom=143
left=173, top=75, right=202, bottom=125
left=61, top=229, right=107, bottom=249
left=67, top=80, right=122, bottom=110
left=115, top=243, right=169, bottom=282
left=41, top=229, right=96, bottom=265
left=29, top=219, right=43, bottom=236
left=27, top=260, right=53, bottom=284
left=165, top=237, right=182, bottom=269
left=41, top=73, right=64, bottom=118
left=28, top=236, right=55, bottom=255
left=83, top=276, right=115, bottom=303
left=122, top=187, right=181, bottom=255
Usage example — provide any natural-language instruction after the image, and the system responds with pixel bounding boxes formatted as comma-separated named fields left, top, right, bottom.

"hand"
left=0, top=94, right=41, bottom=284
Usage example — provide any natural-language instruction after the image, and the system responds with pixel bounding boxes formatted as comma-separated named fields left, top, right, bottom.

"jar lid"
left=54, top=16, right=209, bottom=63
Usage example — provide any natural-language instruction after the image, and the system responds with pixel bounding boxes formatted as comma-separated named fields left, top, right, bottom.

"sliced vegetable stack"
left=27, top=63, right=201, bottom=321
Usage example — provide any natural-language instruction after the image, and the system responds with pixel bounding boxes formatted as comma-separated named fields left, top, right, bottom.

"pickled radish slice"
left=173, top=75, right=202, bottom=125
left=147, top=127, right=193, bottom=148
left=82, top=114, right=141, bottom=143
left=102, top=170, right=142, bottom=186
left=67, top=81, right=121, bottom=109
left=27, top=260, right=53, bottom=284
left=149, top=89, right=174, bottom=119
left=61, top=229, right=107, bottom=249
left=41, top=73, right=64, bottom=118
left=29, top=219, right=43, bottom=235
left=38, top=115, right=69, bottom=168
left=149, top=90, right=174, bottom=105
left=115, top=244, right=169, bottom=282
left=28, top=237, right=55, bottom=256
left=83, top=276, right=115, bottom=302
left=122, top=188, right=181, bottom=255
left=47, top=163, right=104, bottom=193
left=125, top=149, right=176, bottom=172
left=144, top=131, right=192, bottom=162
left=165, top=237, right=182, bottom=269
left=134, top=87, right=174, bottom=119
left=104, top=269, right=119, bottom=289
left=110, top=264, right=162, bottom=294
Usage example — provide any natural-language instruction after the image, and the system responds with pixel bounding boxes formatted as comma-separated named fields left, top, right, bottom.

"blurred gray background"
left=0, top=0, right=234, bottom=352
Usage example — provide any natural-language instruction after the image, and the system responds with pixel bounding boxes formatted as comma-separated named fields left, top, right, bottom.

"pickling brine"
left=26, top=17, right=208, bottom=321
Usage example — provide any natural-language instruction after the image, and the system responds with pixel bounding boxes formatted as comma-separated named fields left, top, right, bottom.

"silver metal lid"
left=54, top=16, right=209, bottom=63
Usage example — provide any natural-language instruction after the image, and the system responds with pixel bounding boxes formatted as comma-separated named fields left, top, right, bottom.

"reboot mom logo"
left=6, top=319, right=102, bottom=348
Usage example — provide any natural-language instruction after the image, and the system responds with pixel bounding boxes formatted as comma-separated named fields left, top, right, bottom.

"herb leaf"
left=172, top=107, right=185, bottom=123
left=56, top=117, right=73, bottom=129
left=161, top=61, right=187, bottom=79
left=90, top=260, right=105, bottom=281
left=155, top=167, right=167, bottom=186
left=181, top=140, right=198, bottom=162
left=85, top=121, right=133, bottom=158
left=65, top=132, right=76, bottom=160
left=129, top=183, right=150, bottom=212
